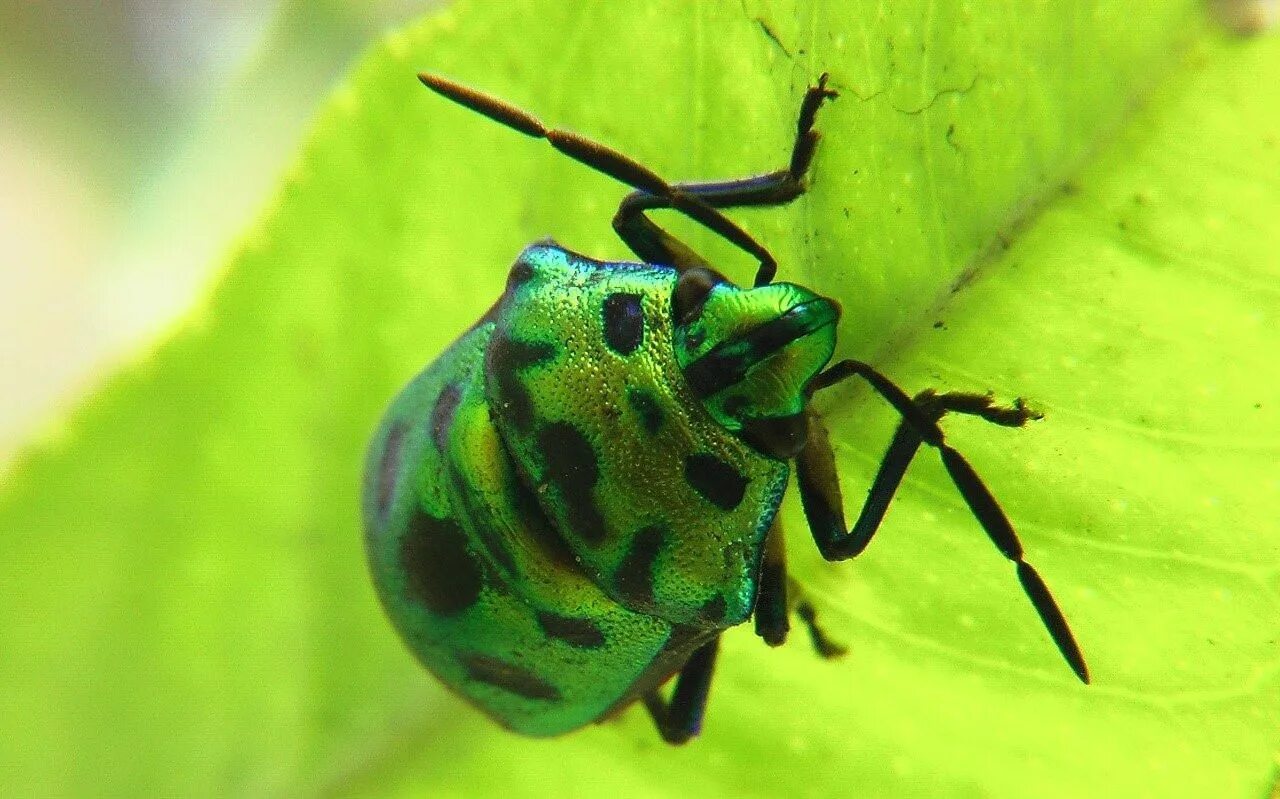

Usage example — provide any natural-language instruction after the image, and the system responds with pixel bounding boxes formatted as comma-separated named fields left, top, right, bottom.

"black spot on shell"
left=488, top=335, right=556, bottom=431
left=430, top=383, right=462, bottom=452
left=699, top=594, right=728, bottom=625
left=537, top=611, right=606, bottom=649
left=626, top=387, right=665, bottom=436
left=538, top=422, right=607, bottom=545
left=602, top=292, right=645, bottom=355
left=685, top=454, right=749, bottom=511
left=683, top=302, right=829, bottom=398
left=399, top=508, right=483, bottom=615
left=375, top=420, right=409, bottom=525
left=614, top=525, right=665, bottom=609
left=462, top=654, right=562, bottom=701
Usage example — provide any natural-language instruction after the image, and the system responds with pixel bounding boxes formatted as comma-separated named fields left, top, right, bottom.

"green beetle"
left=362, top=72, right=1089, bottom=744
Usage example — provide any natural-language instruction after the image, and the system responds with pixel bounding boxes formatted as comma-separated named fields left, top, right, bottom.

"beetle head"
left=672, top=268, right=839, bottom=458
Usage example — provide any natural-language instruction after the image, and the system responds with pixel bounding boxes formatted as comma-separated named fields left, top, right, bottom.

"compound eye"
left=672, top=268, right=723, bottom=325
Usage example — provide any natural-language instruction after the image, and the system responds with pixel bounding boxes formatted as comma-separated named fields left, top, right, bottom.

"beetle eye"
left=672, top=268, right=723, bottom=325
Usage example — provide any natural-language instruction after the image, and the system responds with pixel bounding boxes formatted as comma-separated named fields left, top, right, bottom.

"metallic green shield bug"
left=362, top=72, right=1089, bottom=744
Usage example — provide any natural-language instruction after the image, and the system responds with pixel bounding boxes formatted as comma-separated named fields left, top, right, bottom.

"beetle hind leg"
left=642, top=637, right=721, bottom=745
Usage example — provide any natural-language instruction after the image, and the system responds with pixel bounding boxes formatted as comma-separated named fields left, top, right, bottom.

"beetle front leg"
left=613, top=74, right=839, bottom=285
left=797, top=362, right=1089, bottom=683
left=642, top=637, right=721, bottom=745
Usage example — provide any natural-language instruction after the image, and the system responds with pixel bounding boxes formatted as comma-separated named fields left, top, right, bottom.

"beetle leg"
left=420, top=72, right=781, bottom=284
left=753, top=518, right=791, bottom=646
left=754, top=518, right=848, bottom=657
left=797, top=360, right=1090, bottom=683
left=613, top=74, right=839, bottom=285
left=642, top=637, right=720, bottom=745
left=790, top=580, right=849, bottom=659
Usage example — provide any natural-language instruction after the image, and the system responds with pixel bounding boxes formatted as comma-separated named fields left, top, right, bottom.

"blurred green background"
left=2, top=2, right=1279, bottom=798
left=0, top=0, right=439, bottom=461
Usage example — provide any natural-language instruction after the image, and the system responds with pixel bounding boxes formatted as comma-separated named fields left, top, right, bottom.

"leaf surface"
left=2, top=2, right=1277, bottom=797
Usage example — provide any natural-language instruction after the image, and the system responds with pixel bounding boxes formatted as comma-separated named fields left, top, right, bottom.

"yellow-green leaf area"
left=2, top=2, right=1277, bottom=798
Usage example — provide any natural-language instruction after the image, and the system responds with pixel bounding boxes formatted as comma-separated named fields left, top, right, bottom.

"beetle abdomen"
left=363, top=324, right=675, bottom=736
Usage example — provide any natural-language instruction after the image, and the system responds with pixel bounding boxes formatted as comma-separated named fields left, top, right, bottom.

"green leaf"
left=3, top=1, right=1278, bottom=797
